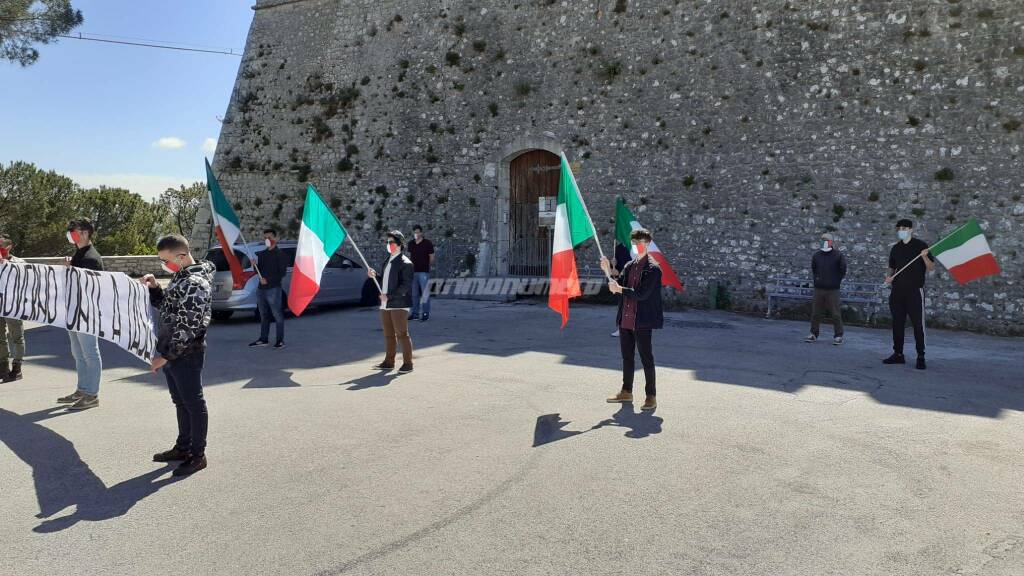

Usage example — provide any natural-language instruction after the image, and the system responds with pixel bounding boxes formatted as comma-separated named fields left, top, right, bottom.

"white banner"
left=0, top=262, right=156, bottom=363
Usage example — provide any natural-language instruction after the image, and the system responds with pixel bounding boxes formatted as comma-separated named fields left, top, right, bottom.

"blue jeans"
left=411, top=272, right=431, bottom=318
left=68, top=331, right=102, bottom=395
left=257, top=287, right=285, bottom=343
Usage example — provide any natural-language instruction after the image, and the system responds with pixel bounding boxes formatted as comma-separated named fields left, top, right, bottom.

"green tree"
left=156, top=182, right=205, bottom=236
left=73, top=186, right=161, bottom=255
left=0, top=1, right=84, bottom=66
left=0, top=160, right=81, bottom=256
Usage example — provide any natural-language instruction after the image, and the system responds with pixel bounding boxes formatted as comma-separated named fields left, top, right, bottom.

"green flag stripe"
left=205, top=159, right=241, bottom=228
left=558, top=154, right=595, bottom=247
left=615, top=197, right=635, bottom=247
left=930, top=219, right=983, bottom=256
left=303, top=184, right=347, bottom=251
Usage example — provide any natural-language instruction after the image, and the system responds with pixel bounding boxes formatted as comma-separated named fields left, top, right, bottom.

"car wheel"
left=360, top=278, right=378, bottom=306
left=211, top=310, right=234, bottom=322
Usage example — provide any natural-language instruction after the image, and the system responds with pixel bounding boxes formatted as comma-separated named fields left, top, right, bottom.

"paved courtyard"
left=1, top=299, right=1022, bottom=576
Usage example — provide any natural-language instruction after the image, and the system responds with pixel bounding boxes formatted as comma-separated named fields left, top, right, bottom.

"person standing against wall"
left=805, top=232, right=847, bottom=345
left=884, top=219, right=934, bottom=370
left=59, top=219, right=104, bottom=411
left=408, top=225, right=435, bottom=322
left=0, top=233, right=26, bottom=382
left=610, top=241, right=632, bottom=338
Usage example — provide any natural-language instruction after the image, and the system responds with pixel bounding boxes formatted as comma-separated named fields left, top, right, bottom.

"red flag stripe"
left=548, top=249, right=581, bottom=328
left=947, top=253, right=1001, bottom=285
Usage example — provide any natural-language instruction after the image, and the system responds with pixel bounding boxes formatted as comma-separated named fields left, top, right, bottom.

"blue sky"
left=0, top=0, right=253, bottom=199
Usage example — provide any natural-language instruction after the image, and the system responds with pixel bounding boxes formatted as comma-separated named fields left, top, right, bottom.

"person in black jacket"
left=609, top=242, right=632, bottom=338
left=883, top=218, right=934, bottom=370
left=805, top=233, right=848, bottom=345
left=600, top=228, right=664, bottom=411
left=140, top=234, right=215, bottom=477
left=58, top=218, right=105, bottom=411
left=368, top=230, right=415, bottom=373
left=249, top=228, right=288, bottom=349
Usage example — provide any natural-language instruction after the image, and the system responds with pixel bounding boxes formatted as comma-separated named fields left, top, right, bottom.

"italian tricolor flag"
left=929, top=219, right=1001, bottom=284
left=205, top=159, right=246, bottom=289
left=615, top=197, right=684, bottom=291
left=288, top=184, right=347, bottom=316
left=549, top=152, right=596, bottom=328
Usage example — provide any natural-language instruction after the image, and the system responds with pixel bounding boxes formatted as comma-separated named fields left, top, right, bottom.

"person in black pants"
left=884, top=218, right=934, bottom=370
left=141, top=234, right=215, bottom=477
left=250, top=228, right=288, bottom=349
left=600, top=228, right=664, bottom=411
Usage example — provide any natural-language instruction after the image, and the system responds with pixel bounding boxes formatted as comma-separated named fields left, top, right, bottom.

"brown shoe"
left=641, top=395, right=657, bottom=410
left=606, top=390, right=633, bottom=403
left=57, top=390, right=85, bottom=404
left=67, top=394, right=98, bottom=411
left=153, top=447, right=192, bottom=462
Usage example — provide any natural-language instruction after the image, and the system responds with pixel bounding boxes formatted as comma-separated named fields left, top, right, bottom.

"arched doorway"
left=508, top=150, right=560, bottom=276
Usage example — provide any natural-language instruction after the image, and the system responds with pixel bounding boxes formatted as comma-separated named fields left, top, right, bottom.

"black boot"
left=882, top=353, right=905, bottom=365
left=5, top=361, right=22, bottom=382
left=0, top=360, right=8, bottom=382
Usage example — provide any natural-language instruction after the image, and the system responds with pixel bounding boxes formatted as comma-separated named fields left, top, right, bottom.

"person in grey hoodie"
left=140, top=234, right=215, bottom=477
left=805, top=233, right=847, bottom=345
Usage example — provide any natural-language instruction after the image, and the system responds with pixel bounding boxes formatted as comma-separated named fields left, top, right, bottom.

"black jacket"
left=811, top=250, right=847, bottom=290
left=379, top=253, right=414, bottom=309
left=256, top=246, right=288, bottom=289
left=71, top=244, right=103, bottom=271
left=149, top=261, right=215, bottom=361
left=889, top=238, right=930, bottom=291
left=615, top=256, right=664, bottom=330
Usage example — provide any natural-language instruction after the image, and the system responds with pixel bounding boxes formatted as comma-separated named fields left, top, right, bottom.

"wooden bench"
left=766, top=276, right=885, bottom=321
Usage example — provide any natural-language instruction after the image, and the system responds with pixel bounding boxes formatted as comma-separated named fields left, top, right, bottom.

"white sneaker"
left=611, top=329, right=620, bottom=337
left=833, top=336, right=844, bottom=345
left=804, top=334, right=817, bottom=343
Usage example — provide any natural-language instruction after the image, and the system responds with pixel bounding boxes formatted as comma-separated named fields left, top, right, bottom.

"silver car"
left=205, top=241, right=378, bottom=321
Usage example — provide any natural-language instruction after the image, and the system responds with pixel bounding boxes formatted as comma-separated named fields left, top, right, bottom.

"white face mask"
left=898, top=230, right=911, bottom=242
left=820, top=240, right=832, bottom=252
left=265, top=239, right=273, bottom=249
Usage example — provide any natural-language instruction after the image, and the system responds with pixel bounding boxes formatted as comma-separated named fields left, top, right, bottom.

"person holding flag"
left=368, top=231, right=415, bottom=373
left=601, top=228, right=663, bottom=411
left=883, top=219, right=934, bottom=369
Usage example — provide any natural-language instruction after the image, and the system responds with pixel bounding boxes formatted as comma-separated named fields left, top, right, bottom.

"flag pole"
left=888, top=221, right=966, bottom=281
left=307, top=184, right=382, bottom=293
left=562, top=152, right=611, bottom=280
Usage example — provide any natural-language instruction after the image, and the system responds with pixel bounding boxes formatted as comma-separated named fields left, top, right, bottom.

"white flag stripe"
left=295, top=220, right=330, bottom=280
left=552, top=203, right=573, bottom=253
left=933, top=234, right=992, bottom=269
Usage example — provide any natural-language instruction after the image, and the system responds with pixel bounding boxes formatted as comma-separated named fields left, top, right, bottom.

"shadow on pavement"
left=0, top=407, right=179, bottom=533
left=533, top=403, right=664, bottom=447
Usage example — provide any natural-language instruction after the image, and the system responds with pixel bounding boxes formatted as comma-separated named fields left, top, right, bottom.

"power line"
left=57, top=33, right=242, bottom=56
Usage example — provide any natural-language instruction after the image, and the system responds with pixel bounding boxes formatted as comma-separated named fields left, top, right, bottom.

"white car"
left=205, top=241, right=378, bottom=321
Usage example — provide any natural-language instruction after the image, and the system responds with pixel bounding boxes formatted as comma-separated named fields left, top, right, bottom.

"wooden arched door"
left=508, top=150, right=559, bottom=276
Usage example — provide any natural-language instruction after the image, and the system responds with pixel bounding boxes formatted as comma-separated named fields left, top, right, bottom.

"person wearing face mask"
left=609, top=241, right=632, bottom=338
left=407, top=225, right=435, bottom=322
left=884, top=219, right=934, bottom=369
left=367, top=231, right=414, bottom=373
left=249, top=228, right=288, bottom=349
left=59, top=219, right=105, bottom=410
left=0, top=233, right=27, bottom=383
left=599, top=228, right=663, bottom=411
left=140, top=234, right=216, bottom=476
left=805, top=233, right=847, bottom=345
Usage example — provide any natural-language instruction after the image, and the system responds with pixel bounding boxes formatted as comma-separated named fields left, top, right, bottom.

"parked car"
left=205, top=241, right=378, bottom=321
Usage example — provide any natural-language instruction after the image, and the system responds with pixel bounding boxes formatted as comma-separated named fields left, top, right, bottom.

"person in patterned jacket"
left=139, top=234, right=215, bottom=477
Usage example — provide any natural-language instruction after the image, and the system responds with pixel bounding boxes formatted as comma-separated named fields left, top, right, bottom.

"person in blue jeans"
left=249, top=228, right=288, bottom=349
left=408, top=225, right=435, bottom=322
left=58, top=219, right=104, bottom=411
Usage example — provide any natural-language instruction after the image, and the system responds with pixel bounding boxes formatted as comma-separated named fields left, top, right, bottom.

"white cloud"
left=67, top=173, right=198, bottom=201
left=153, top=136, right=187, bottom=149
left=201, top=137, right=218, bottom=155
